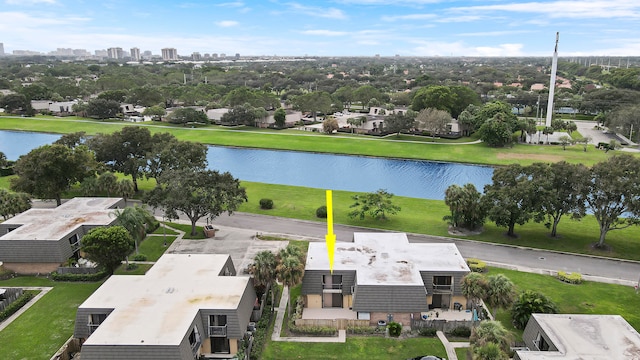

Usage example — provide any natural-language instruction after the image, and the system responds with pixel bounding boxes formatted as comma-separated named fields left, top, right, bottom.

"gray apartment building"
left=0, top=197, right=125, bottom=274
left=74, top=253, right=257, bottom=359
left=301, top=233, right=470, bottom=327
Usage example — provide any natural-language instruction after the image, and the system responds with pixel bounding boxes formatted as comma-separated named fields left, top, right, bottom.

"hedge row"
left=50, top=270, right=108, bottom=282
left=0, top=292, right=34, bottom=322
left=557, top=271, right=582, bottom=284
left=466, top=258, right=487, bottom=273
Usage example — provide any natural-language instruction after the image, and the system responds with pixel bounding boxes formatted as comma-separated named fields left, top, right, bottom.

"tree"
left=584, top=155, right=640, bottom=248
left=115, top=179, right=135, bottom=205
left=145, top=169, right=247, bottom=236
left=457, top=104, right=480, bottom=136
left=558, top=135, right=573, bottom=150
left=411, top=85, right=457, bottom=113
left=220, top=103, right=256, bottom=126
left=87, top=98, right=121, bottom=119
left=477, top=114, right=514, bottom=147
left=354, top=85, right=383, bottom=109
left=348, top=189, right=401, bottom=221
left=97, top=172, right=118, bottom=196
left=274, top=108, right=287, bottom=128
left=11, top=144, right=98, bottom=206
left=249, top=250, right=277, bottom=305
left=54, top=131, right=88, bottom=148
left=346, top=116, right=365, bottom=133
left=443, top=183, right=485, bottom=230
left=333, top=86, right=354, bottom=109
left=0, top=94, right=29, bottom=114
left=470, top=320, right=511, bottom=355
left=168, top=107, right=208, bottom=126
left=88, top=126, right=152, bottom=192
left=565, top=121, right=578, bottom=135
left=474, top=101, right=517, bottom=130
left=82, top=226, right=134, bottom=274
left=473, top=342, right=508, bottom=360
left=322, top=118, right=339, bottom=134
left=142, top=105, right=166, bottom=121
left=528, top=162, right=589, bottom=237
left=0, top=152, right=7, bottom=169
left=576, top=136, right=592, bottom=152
left=383, top=113, right=415, bottom=136
left=415, top=107, right=451, bottom=137
left=483, top=164, right=534, bottom=237
left=292, top=91, right=332, bottom=121
left=511, top=290, right=558, bottom=329
left=112, top=205, right=156, bottom=254
left=97, top=89, right=128, bottom=102
left=460, top=272, right=488, bottom=312
left=72, top=101, right=89, bottom=117
left=450, top=85, right=481, bottom=119
left=146, top=133, right=208, bottom=182
left=485, top=274, right=515, bottom=311
left=276, top=244, right=305, bottom=318
left=0, top=189, right=31, bottom=220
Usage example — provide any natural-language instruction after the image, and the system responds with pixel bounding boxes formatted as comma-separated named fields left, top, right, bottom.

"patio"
left=420, top=308, right=474, bottom=322
left=302, top=308, right=358, bottom=320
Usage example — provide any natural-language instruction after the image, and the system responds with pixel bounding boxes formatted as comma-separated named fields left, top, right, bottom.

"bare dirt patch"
left=448, top=226, right=483, bottom=236
left=496, top=153, right=564, bottom=162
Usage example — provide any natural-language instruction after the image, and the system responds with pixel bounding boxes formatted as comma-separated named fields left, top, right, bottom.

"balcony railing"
left=322, top=283, right=342, bottom=290
left=432, top=284, right=453, bottom=292
left=88, top=323, right=100, bottom=334
left=209, top=325, right=227, bottom=337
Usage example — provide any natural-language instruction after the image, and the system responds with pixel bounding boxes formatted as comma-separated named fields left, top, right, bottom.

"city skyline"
left=1, top=0, right=640, bottom=57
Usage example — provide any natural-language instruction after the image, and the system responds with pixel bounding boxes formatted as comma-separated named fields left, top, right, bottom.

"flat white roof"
left=306, top=233, right=469, bottom=286
left=0, top=197, right=122, bottom=241
left=516, top=314, right=640, bottom=359
left=81, top=254, right=250, bottom=346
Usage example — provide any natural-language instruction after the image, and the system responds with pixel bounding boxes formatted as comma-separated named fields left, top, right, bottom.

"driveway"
left=574, top=120, right=629, bottom=145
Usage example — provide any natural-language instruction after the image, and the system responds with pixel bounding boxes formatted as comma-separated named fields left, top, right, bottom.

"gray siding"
left=352, top=284, right=428, bottom=313
left=522, top=317, right=558, bottom=351
left=301, top=270, right=356, bottom=295
left=198, top=281, right=256, bottom=339
left=420, top=270, right=468, bottom=296
left=74, top=308, right=114, bottom=339
left=218, top=256, right=236, bottom=276
left=80, top=344, right=183, bottom=360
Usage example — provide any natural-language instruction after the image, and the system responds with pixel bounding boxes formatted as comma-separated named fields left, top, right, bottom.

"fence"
left=49, top=337, right=81, bottom=360
left=57, top=266, right=99, bottom=275
left=294, top=318, right=369, bottom=330
left=411, top=319, right=479, bottom=332
left=0, top=288, right=24, bottom=312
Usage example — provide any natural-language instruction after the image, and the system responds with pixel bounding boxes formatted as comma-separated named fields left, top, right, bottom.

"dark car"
left=408, top=356, right=444, bottom=360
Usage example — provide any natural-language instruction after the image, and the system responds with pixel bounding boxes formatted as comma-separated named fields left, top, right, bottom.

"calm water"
left=0, top=130, right=494, bottom=200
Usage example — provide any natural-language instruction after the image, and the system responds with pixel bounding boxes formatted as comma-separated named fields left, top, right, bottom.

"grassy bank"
left=0, top=115, right=619, bottom=166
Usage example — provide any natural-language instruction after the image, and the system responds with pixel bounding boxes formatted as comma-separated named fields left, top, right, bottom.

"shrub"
left=348, top=326, right=376, bottom=335
left=447, top=326, right=472, bottom=338
left=126, top=263, right=138, bottom=270
left=557, top=271, right=582, bottom=284
left=133, top=254, right=148, bottom=261
left=50, top=271, right=108, bottom=282
left=467, top=258, right=487, bottom=272
left=259, top=198, right=274, bottom=210
left=387, top=321, right=402, bottom=337
left=146, top=220, right=160, bottom=233
left=0, top=292, right=34, bottom=322
left=419, top=327, right=438, bottom=337
left=289, top=325, right=337, bottom=336
left=316, top=205, right=327, bottom=218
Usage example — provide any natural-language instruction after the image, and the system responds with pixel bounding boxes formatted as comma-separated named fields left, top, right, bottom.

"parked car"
left=408, top=356, right=444, bottom=360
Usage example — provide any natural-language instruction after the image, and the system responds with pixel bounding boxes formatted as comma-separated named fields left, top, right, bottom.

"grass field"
left=0, top=277, right=102, bottom=360
left=0, top=115, right=621, bottom=166
left=135, top=235, right=176, bottom=261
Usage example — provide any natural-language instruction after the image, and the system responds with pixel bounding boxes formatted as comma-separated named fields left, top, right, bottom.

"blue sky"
left=2, top=0, right=640, bottom=57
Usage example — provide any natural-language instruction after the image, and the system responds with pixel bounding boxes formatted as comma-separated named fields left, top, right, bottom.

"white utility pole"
left=545, top=32, right=559, bottom=128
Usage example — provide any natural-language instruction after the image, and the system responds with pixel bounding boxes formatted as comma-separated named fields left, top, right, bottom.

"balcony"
left=322, top=283, right=342, bottom=290
left=208, top=325, right=227, bottom=337
left=88, top=323, right=100, bottom=334
left=432, top=284, right=453, bottom=293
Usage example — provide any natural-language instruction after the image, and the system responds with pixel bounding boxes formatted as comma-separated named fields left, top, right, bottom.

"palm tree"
left=112, top=205, right=156, bottom=254
left=470, top=320, right=512, bottom=354
left=473, top=342, right=509, bottom=360
left=249, top=250, right=277, bottom=306
left=485, top=274, right=516, bottom=311
left=115, top=179, right=135, bottom=205
left=511, top=290, right=558, bottom=329
left=276, top=254, right=305, bottom=317
left=460, top=272, right=488, bottom=312
left=97, top=172, right=118, bottom=196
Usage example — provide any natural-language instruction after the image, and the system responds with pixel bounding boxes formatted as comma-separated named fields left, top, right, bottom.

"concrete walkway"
left=0, top=287, right=52, bottom=332
left=271, top=285, right=346, bottom=343
left=437, top=331, right=471, bottom=360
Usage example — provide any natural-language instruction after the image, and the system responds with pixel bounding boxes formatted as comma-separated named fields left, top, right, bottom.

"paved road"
left=212, top=212, right=640, bottom=285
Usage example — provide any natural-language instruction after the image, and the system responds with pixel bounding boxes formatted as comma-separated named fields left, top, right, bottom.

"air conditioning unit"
left=247, top=322, right=256, bottom=332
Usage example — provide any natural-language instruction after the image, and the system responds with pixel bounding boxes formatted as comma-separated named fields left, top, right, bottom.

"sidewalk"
left=0, top=287, right=52, bottom=332
left=437, top=331, right=470, bottom=360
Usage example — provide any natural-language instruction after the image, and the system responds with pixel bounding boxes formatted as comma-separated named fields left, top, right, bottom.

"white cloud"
left=410, top=40, right=525, bottom=56
left=216, top=20, right=239, bottom=27
left=450, top=1, right=640, bottom=19
left=300, top=30, right=348, bottom=36
left=457, top=30, right=534, bottom=37
left=216, top=1, right=244, bottom=7
left=5, top=0, right=56, bottom=4
left=285, top=2, right=348, bottom=20
left=381, top=13, right=437, bottom=21
left=335, top=0, right=445, bottom=4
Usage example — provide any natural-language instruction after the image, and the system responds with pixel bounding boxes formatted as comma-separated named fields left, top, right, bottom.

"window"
left=69, top=234, right=80, bottom=252
left=432, top=276, right=453, bottom=291
left=208, top=315, right=227, bottom=337
left=188, top=326, right=201, bottom=354
left=534, top=332, right=550, bottom=351
left=88, top=313, right=108, bottom=334
left=322, top=275, right=342, bottom=290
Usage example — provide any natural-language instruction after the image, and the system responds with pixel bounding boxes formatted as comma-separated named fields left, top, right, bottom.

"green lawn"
left=114, top=263, right=154, bottom=275
left=456, top=347, right=470, bottom=360
left=0, top=277, right=102, bottom=360
left=136, top=235, right=176, bottom=261
left=166, top=222, right=206, bottom=239
left=0, top=115, right=623, bottom=166
left=262, top=337, right=447, bottom=360
left=487, top=267, right=640, bottom=337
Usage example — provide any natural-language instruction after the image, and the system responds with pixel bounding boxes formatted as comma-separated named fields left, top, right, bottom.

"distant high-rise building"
left=220, top=53, right=226, bottom=58
left=235, top=53, right=240, bottom=59
left=142, top=50, right=152, bottom=58
left=95, top=49, right=108, bottom=58
left=204, top=53, right=210, bottom=59
left=73, top=49, right=89, bottom=56
left=191, top=52, right=201, bottom=61
left=161, top=48, right=178, bottom=61
left=211, top=53, right=218, bottom=59
left=130, top=47, right=140, bottom=61
left=107, top=47, right=124, bottom=59
left=0, top=43, right=4, bottom=56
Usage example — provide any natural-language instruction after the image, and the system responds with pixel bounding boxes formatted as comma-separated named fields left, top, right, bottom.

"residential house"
left=301, top=233, right=470, bottom=327
left=515, top=313, right=640, bottom=359
left=0, top=197, right=125, bottom=274
left=74, top=253, right=257, bottom=359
